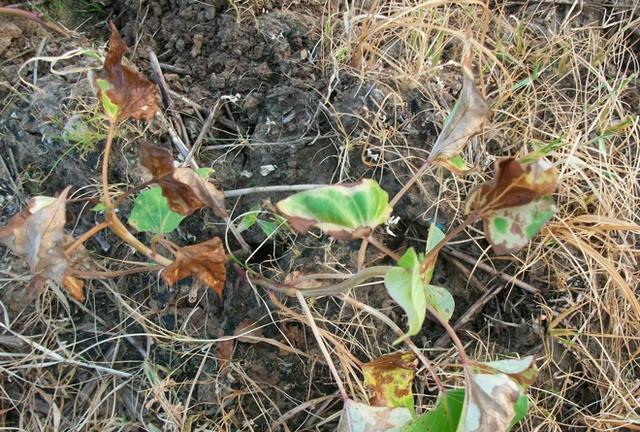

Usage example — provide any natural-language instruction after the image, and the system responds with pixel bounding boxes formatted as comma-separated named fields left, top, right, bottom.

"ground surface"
left=0, top=1, right=639, bottom=431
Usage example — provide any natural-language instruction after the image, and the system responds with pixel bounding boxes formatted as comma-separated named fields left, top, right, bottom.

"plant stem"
left=69, top=265, right=161, bottom=279
left=101, top=122, right=172, bottom=266
left=0, top=6, right=70, bottom=37
left=425, top=303, right=470, bottom=367
left=65, top=221, right=110, bottom=255
left=223, top=184, right=323, bottom=198
left=296, top=291, right=349, bottom=402
left=389, top=157, right=434, bottom=208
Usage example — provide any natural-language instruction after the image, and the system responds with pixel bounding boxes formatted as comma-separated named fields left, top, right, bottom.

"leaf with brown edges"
left=0, top=187, right=85, bottom=300
left=140, top=143, right=228, bottom=218
left=95, top=22, right=157, bottom=122
left=161, top=237, right=227, bottom=296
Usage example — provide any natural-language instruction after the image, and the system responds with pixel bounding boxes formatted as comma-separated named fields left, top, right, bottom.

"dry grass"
left=1, top=0, right=639, bottom=431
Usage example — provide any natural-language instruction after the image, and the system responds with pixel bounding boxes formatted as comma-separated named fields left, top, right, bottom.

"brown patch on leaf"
left=161, top=237, right=226, bottom=296
left=140, top=143, right=228, bottom=218
left=466, top=157, right=558, bottom=213
left=0, top=188, right=85, bottom=301
left=96, top=22, right=158, bottom=122
left=363, top=352, right=416, bottom=409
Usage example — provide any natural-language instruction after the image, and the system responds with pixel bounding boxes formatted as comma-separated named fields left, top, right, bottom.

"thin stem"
left=112, top=179, right=154, bottom=209
left=0, top=7, right=70, bottom=37
left=101, top=122, right=173, bottom=266
left=340, top=294, right=445, bottom=392
left=389, top=157, right=434, bottom=208
left=367, top=236, right=401, bottom=261
left=65, top=221, right=110, bottom=255
left=296, top=291, right=348, bottom=402
left=68, top=265, right=161, bottom=279
left=426, top=303, right=469, bottom=367
left=223, top=184, right=323, bottom=198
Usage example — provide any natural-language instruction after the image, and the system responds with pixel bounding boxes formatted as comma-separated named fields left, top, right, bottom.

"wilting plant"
left=0, top=24, right=558, bottom=432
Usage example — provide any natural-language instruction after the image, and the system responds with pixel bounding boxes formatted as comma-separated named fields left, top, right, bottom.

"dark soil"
left=0, top=1, right=575, bottom=431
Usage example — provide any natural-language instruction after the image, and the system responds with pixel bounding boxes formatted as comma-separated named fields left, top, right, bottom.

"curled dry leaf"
left=429, top=40, right=490, bottom=170
left=0, top=187, right=84, bottom=301
left=140, top=143, right=228, bottom=218
left=363, top=352, right=417, bottom=411
left=161, top=237, right=226, bottom=296
left=95, top=22, right=158, bottom=122
left=465, top=158, right=558, bottom=254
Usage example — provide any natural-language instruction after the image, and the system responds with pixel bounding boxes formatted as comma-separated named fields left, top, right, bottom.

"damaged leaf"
left=419, top=223, right=445, bottom=284
left=276, top=179, right=392, bottom=240
left=429, top=43, right=490, bottom=171
left=0, top=187, right=84, bottom=300
left=402, top=388, right=529, bottom=432
left=337, top=399, right=412, bottom=432
left=458, top=356, right=537, bottom=432
left=161, top=237, right=226, bottom=296
left=363, top=352, right=417, bottom=411
left=139, top=143, right=228, bottom=218
left=95, top=22, right=158, bottom=122
left=466, top=158, right=558, bottom=254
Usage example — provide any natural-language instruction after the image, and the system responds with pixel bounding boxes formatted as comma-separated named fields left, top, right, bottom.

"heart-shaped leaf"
left=276, top=179, right=392, bottom=240
left=129, top=187, right=186, bottom=234
left=363, top=352, right=417, bottom=411
left=162, top=237, right=227, bottom=296
left=466, top=158, right=558, bottom=254
left=95, top=22, right=157, bottom=122
left=338, top=399, right=412, bottom=432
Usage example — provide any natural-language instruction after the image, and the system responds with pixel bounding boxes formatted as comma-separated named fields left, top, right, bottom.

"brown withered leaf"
left=96, top=22, right=157, bottom=122
left=428, top=42, right=490, bottom=163
left=0, top=187, right=84, bottom=300
left=465, top=158, right=558, bottom=213
left=363, top=352, right=417, bottom=411
left=140, top=143, right=228, bottom=218
left=161, top=237, right=227, bottom=296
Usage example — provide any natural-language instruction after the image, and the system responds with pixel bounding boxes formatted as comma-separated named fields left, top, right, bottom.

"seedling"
left=0, top=23, right=560, bottom=432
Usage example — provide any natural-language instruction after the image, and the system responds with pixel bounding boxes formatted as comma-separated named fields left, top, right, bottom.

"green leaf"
left=91, top=202, right=106, bottom=212
left=257, top=219, right=278, bottom=237
left=276, top=179, right=392, bottom=240
left=97, top=79, right=119, bottom=120
left=129, top=187, right=185, bottom=234
left=338, top=399, right=413, bottom=432
left=436, top=155, right=473, bottom=175
left=402, top=389, right=529, bottom=432
left=385, top=248, right=426, bottom=344
left=484, top=196, right=556, bottom=254
left=425, top=284, right=455, bottom=321
left=421, top=223, right=445, bottom=284
left=363, top=352, right=416, bottom=412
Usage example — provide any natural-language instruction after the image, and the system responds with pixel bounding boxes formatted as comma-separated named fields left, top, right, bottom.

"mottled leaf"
left=428, top=45, right=489, bottom=165
left=457, top=356, right=537, bottom=432
left=95, top=22, right=157, bottom=122
left=363, top=352, right=417, bottom=411
left=161, top=237, right=226, bottom=296
left=466, top=158, right=558, bottom=254
left=338, top=399, right=413, bottom=432
left=129, top=187, right=185, bottom=234
left=0, top=187, right=83, bottom=300
left=276, top=179, right=392, bottom=240
left=140, top=143, right=228, bottom=218
left=425, top=284, right=455, bottom=322
left=384, top=248, right=426, bottom=344
left=402, top=389, right=529, bottom=432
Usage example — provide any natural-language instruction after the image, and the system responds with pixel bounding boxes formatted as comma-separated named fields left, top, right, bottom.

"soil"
left=0, top=1, right=632, bottom=431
